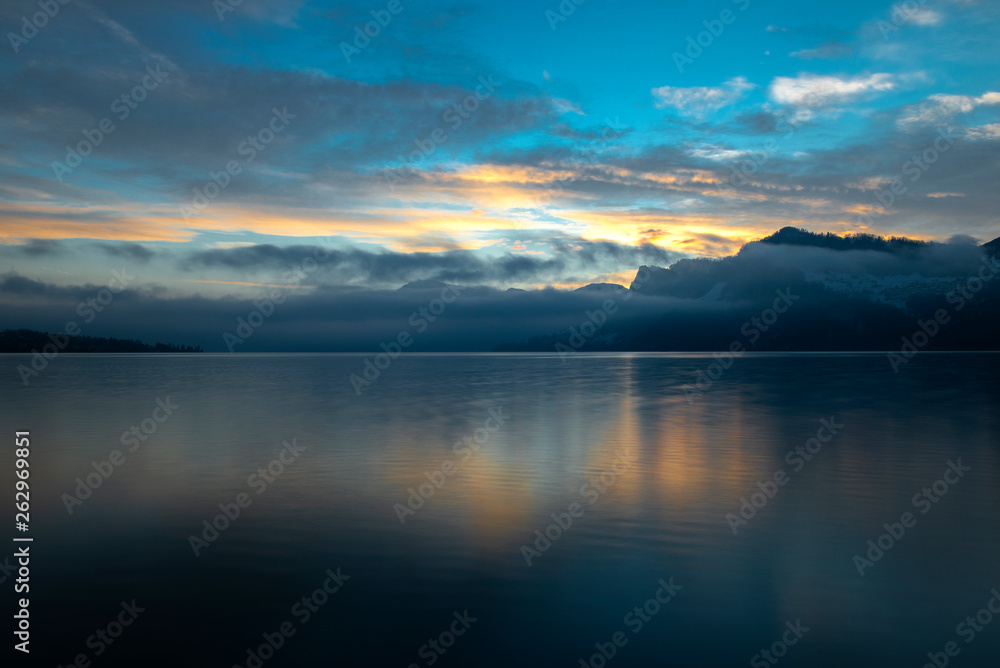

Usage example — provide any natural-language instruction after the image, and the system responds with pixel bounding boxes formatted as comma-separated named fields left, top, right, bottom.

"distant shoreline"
left=0, top=329, right=203, bottom=354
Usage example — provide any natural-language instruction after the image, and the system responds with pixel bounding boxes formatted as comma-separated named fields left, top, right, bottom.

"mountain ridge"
left=753, top=226, right=930, bottom=254
left=498, top=227, right=1000, bottom=353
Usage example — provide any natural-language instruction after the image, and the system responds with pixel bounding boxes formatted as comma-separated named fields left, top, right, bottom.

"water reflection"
left=1, top=353, right=998, bottom=667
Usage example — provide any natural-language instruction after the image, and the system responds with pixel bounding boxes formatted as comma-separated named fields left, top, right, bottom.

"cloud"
left=178, top=237, right=686, bottom=289
left=897, top=92, right=1000, bottom=129
left=688, top=146, right=754, bottom=163
left=905, top=8, right=944, bottom=26
left=93, top=242, right=156, bottom=262
left=552, top=98, right=586, bottom=115
left=769, top=73, right=896, bottom=109
left=75, top=0, right=180, bottom=72
left=965, top=123, right=1000, bottom=140
left=731, top=111, right=780, bottom=134
left=4, top=233, right=996, bottom=353
left=0, top=0, right=997, bottom=289
left=790, top=41, right=854, bottom=59
left=0, top=271, right=689, bottom=353
left=652, top=77, right=755, bottom=117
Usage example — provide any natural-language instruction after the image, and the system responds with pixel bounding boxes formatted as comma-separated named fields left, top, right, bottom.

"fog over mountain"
left=2, top=228, right=998, bottom=354
left=503, top=228, right=1000, bottom=353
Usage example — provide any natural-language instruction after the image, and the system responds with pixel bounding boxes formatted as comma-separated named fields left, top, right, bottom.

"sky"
left=1, top=0, right=998, bottom=300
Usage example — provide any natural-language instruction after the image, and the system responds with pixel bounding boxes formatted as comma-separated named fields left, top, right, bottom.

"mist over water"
left=3, top=353, right=999, bottom=667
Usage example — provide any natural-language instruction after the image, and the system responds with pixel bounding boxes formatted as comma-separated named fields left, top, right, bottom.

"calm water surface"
left=2, top=353, right=998, bottom=667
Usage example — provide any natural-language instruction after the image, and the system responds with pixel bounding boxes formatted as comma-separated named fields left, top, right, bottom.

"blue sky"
left=1, top=0, right=998, bottom=295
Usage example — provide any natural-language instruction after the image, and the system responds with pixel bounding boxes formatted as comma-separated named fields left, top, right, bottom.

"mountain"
left=397, top=280, right=454, bottom=291
left=497, top=228, right=1000, bottom=353
left=984, top=236, right=1000, bottom=258
left=574, top=283, right=626, bottom=293
left=632, top=228, right=992, bottom=306
left=757, top=226, right=929, bottom=254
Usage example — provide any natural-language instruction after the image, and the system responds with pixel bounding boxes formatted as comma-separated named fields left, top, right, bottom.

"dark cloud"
left=730, top=111, right=780, bottom=135
left=0, top=270, right=676, bottom=352
left=92, top=242, right=155, bottom=262
left=180, top=236, right=685, bottom=288
left=1, top=0, right=996, bottom=279
left=4, top=237, right=997, bottom=353
left=13, top=239, right=61, bottom=257
left=0, top=274, right=57, bottom=296
left=0, top=0, right=570, bottom=216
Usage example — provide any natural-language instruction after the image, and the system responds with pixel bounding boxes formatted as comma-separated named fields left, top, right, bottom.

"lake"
left=2, top=353, right=998, bottom=667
